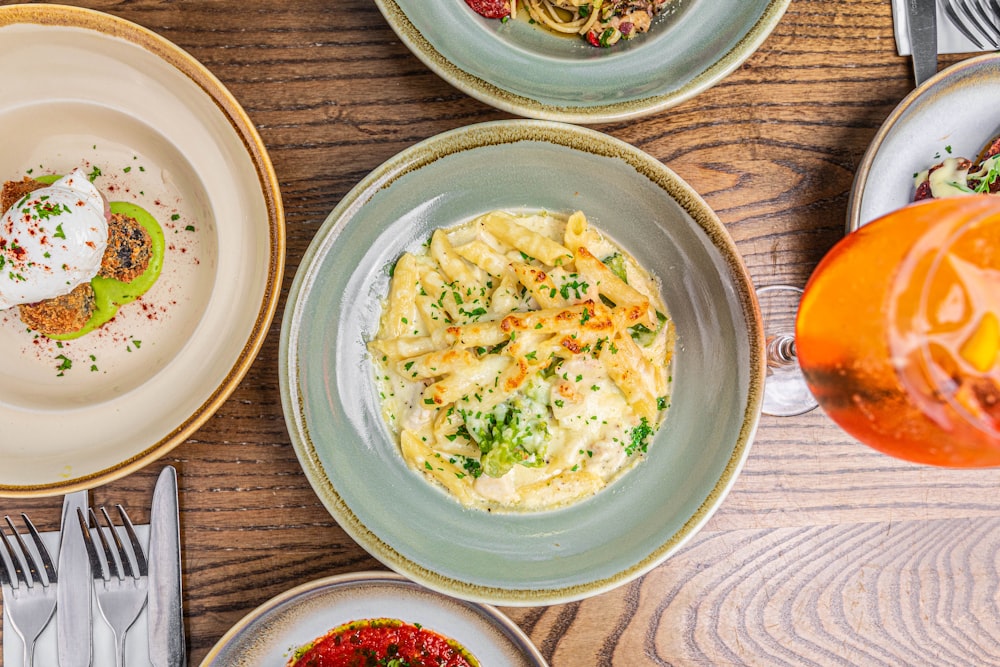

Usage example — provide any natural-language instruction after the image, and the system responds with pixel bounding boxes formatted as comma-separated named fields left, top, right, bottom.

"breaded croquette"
left=18, top=282, right=97, bottom=336
left=100, top=212, right=152, bottom=282
left=1, top=177, right=45, bottom=212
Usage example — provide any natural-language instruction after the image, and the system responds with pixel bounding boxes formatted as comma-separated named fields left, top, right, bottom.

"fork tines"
left=944, top=0, right=1000, bottom=49
left=0, top=513, right=59, bottom=667
left=0, top=513, right=57, bottom=589
left=79, top=505, right=148, bottom=579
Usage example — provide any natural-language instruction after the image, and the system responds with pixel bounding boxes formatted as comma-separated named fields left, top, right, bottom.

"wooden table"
left=5, top=1, right=998, bottom=664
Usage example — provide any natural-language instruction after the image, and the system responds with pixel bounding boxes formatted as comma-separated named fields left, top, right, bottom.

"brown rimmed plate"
left=0, top=5, right=284, bottom=496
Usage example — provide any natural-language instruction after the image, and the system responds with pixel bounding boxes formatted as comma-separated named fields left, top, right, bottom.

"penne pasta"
left=510, top=262, right=564, bottom=309
left=381, top=253, right=421, bottom=339
left=600, top=331, right=660, bottom=422
left=479, top=211, right=574, bottom=267
left=431, top=228, right=484, bottom=288
left=574, top=246, right=654, bottom=327
left=401, top=430, right=475, bottom=505
left=454, top=239, right=513, bottom=279
left=370, top=210, right=673, bottom=512
left=422, top=354, right=511, bottom=407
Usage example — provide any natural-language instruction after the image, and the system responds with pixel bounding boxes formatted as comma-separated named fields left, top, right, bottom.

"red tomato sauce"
left=287, top=618, right=479, bottom=667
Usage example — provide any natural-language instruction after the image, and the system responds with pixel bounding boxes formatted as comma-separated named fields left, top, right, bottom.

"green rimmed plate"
left=374, top=0, right=790, bottom=123
left=279, top=120, right=763, bottom=605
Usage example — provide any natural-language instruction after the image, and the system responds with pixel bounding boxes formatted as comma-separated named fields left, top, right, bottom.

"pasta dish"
left=465, top=0, right=675, bottom=47
left=369, top=210, right=674, bottom=511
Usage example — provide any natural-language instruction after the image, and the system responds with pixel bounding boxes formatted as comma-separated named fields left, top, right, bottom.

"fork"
left=943, top=0, right=1000, bottom=49
left=0, top=514, right=58, bottom=667
left=79, top=505, right=149, bottom=667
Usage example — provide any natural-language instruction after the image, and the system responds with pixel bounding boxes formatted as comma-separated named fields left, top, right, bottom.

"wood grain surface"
left=3, top=1, right=999, bottom=665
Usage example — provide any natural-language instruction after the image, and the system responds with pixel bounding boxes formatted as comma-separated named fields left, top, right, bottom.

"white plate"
left=848, top=52, right=1000, bottom=231
left=0, top=5, right=284, bottom=496
left=200, top=571, right=548, bottom=666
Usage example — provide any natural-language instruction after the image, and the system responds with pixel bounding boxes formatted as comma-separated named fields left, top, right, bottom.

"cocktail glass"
left=788, top=195, right=1000, bottom=466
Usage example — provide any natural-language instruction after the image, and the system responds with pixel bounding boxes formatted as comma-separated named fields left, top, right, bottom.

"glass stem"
left=766, top=334, right=797, bottom=369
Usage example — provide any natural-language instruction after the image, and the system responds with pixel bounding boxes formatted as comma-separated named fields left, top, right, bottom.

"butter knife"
left=57, top=489, right=91, bottom=667
left=907, top=0, right=938, bottom=86
left=148, top=466, right=186, bottom=667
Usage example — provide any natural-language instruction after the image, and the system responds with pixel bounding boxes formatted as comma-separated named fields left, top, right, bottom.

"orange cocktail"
left=796, top=196, right=1000, bottom=466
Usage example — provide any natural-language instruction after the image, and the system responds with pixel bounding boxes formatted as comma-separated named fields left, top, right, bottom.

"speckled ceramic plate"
left=279, top=120, right=763, bottom=605
left=200, top=572, right=547, bottom=666
left=848, top=53, right=1000, bottom=231
left=374, top=0, right=790, bottom=124
left=0, top=5, right=284, bottom=496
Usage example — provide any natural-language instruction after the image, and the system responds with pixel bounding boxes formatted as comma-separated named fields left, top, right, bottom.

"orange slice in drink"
left=959, top=311, right=1000, bottom=373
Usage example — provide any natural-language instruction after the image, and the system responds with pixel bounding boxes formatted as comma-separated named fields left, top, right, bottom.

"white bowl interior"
left=850, top=53, right=1000, bottom=230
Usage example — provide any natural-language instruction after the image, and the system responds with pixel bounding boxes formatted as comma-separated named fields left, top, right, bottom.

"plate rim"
left=0, top=3, right=286, bottom=498
left=373, top=0, right=792, bottom=124
left=278, top=119, right=764, bottom=606
left=198, top=570, right=549, bottom=666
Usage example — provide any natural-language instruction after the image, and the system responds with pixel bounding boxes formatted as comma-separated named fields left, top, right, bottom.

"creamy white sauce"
left=370, top=211, right=674, bottom=512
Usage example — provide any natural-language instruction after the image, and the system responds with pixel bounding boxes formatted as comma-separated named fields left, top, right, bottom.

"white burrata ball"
left=0, top=168, right=109, bottom=309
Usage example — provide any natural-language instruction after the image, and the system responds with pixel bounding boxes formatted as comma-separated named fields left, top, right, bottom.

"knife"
left=57, top=489, right=92, bottom=667
left=147, top=466, right=186, bottom=667
left=907, top=0, right=938, bottom=86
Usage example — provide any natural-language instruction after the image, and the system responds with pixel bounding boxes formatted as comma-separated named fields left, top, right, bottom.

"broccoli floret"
left=629, top=310, right=668, bottom=346
left=461, top=389, right=550, bottom=478
left=602, top=252, right=628, bottom=283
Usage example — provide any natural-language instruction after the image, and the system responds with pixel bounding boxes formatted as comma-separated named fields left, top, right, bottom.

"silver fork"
left=0, top=514, right=58, bottom=667
left=78, top=505, right=149, bottom=667
left=943, top=0, right=1000, bottom=49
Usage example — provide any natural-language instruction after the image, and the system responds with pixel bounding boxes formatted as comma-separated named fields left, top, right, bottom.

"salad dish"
left=849, top=52, right=1000, bottom=231
left=374, top=0, right=791, bottom=123
left=0, top=5, right=284, bottom=497
left=279, top=120, right=763, bottom=605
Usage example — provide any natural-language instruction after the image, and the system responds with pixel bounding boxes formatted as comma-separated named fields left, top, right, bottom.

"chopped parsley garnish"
left=625, top=417, right=655, bottom=457
left=55, top=354, right=73, bottom=376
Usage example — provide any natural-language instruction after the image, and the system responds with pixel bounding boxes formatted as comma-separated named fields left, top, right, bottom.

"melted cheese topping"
left=369, top=211, right=674, bottom=512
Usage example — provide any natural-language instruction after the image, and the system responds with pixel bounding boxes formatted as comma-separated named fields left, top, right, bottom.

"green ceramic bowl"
left=374, top=0, right=790, bottom=123
left=279, top=120, right=764, bottom=605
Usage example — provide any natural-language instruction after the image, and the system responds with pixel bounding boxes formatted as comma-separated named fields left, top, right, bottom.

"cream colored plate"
left=201, top=572, right=547, bottom=666
left=0, top=5, right=284, bottom=496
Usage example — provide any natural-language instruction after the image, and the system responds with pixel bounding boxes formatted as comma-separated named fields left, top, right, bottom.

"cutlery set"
left=904, top=0, right=1000, bottom=86
left=1, top=467, right=184, bottom=667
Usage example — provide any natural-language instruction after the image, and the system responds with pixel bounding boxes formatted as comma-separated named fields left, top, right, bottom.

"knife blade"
left=907, top=0, right=938, bottom=86
left=57, top=489, right=92, bottom=667
left=147, top=466, right=186, bottom=667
